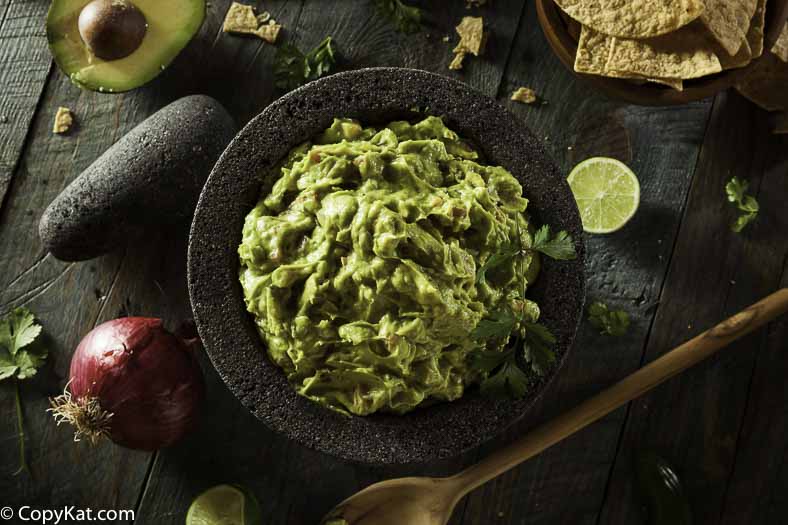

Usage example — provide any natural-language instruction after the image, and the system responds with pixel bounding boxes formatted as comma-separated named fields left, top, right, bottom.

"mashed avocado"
left=239, top=116, right=541, bottom=415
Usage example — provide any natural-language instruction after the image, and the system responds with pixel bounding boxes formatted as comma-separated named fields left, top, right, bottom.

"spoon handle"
left=452, top=288, right=788, bottom=495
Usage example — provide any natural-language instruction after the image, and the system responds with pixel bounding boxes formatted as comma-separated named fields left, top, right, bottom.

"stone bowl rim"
left=187, top=67, right=587, bottom=465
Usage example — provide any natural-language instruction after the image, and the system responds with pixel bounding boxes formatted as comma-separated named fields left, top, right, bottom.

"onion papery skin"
left=69, top=317, right=205, bottom=450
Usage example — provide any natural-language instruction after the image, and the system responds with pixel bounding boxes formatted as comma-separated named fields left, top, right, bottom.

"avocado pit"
left=78, top=0, right=147, bottom=61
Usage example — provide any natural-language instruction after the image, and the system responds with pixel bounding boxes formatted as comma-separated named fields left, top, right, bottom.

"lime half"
left=186, top=484, right=262, bottom=525
left=567, top=157, right=640, bottom=234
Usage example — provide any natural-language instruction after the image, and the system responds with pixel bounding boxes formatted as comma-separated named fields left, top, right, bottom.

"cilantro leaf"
left=374, top=0, right=422, bottom=34
left=0, top=352, right=18, bottom=380
left=15, top=347, right=48, bottom=380
left=274, top=37, right=336, bottom=91
left=523, top=322, right=556, bottom=375
left=531, top=225, right=577, bottom=260
left=475, top=244, right=519, bottom=285
left=471, top=309, right=517, bottom=340
left=480, top=358, right=530, bottom=399
left=0, top=308, right=47, bottom=476
left=588, top=301, right=630, bottom=336
left=469, top=348, right=512, bottom=373
left=725, top=177, right=759, bottom=233
left=0, top=307, right=41, bottom=356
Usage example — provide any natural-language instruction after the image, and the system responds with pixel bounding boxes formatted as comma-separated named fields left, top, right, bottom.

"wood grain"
left=0, top=0, right=53, bottom=213
left=1, top=1, right=786, bottom=523
left=132, top=1, right=530, bottom=524
left=457, top=3, right=716, bottom=523
left=597, top=91, right=788, bottom=524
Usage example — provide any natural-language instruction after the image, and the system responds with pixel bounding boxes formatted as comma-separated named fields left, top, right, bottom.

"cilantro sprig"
left=531, top=225, right=577, bottom=260
left=476, top=224, right=576, bottom=287
left=588, top=302, right=630, bottom=336
left=274, top=36, right=336, bottom=91
left=374, top=0, right=423, bottom=33
left=470, top=221, right=570, bottom=399
left=725, top=177, right=759, bottom=233
left=0, top=308, right=47, bottom=475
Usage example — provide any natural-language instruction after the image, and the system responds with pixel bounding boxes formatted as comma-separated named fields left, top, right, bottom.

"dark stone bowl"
left=188, top=68, right=586, bottom=465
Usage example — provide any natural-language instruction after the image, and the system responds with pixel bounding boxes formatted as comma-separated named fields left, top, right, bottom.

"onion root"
left=49, top=386, right=113, bottom=445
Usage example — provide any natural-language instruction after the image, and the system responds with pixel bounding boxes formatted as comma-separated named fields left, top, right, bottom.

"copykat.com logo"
left=0, top=506, right=134, bottom=524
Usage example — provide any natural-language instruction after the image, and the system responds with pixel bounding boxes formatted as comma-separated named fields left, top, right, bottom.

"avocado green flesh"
left=47, top=0, right=205, bottom=92
left=239, top=117, right=542, bottom=416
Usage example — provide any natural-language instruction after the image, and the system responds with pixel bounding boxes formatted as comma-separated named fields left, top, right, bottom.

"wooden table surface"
left=1, top=1, right=787, bottom=523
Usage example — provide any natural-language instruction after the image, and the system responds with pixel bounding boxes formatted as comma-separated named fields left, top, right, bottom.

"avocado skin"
left=39, top=95, right=237, bottom=262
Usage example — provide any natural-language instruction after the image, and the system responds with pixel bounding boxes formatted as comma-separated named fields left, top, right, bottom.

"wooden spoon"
left=322, top=289, right=788, bottom=525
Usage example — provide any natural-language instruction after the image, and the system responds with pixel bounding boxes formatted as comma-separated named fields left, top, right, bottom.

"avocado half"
left=47, top=0, right=206, bottom=93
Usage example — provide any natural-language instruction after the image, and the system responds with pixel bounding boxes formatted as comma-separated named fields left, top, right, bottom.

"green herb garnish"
left=374, top=0, right=423, bottom=33
left=725, top=176, right=759, bottom=233
left=470, top=220, right=567, bottom=398
left=274, top=36, right=336, bottom=91
left=588, top=301, right=630, bottom=336
left=475, top=224, right=576, bottom=286
left=531, top=224, right=577, bottom=260
left=471, top=309, right=518, bottom=339
left=0, top=308, right=47, bottom=475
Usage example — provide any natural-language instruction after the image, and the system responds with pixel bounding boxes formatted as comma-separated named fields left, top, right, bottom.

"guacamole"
left=239, top=116, right=541, bottom=415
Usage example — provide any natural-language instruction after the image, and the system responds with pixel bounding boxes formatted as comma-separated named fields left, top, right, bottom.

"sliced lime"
left=567, top=157, right=640, bottom=234
left=186, top=484, right=262, bottom=525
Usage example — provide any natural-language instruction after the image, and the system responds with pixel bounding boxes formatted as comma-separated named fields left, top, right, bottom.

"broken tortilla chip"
left=555, top=0, right=704, bottom=39
left=772, top=22, right=788, bottom=62
left=223, top=2, right=258, bottom=33
left=575, top=23, right=722, bottom=81
left=700, top=0, right=758, bottom=56
left=454, top=17, right=485, bottom=56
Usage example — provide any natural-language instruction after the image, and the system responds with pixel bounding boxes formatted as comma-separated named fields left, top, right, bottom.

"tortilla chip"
left=748, top=0, right=768, bottom=59
left=772, top=22, right=788, bottom=62
left=454, top=17, right=485, bottom=56
left=736, top=52, right=788, bottom=111
left=575, top=23, right=722, bottom=80
left=511, top=87, right=538, bottom=104
left=555, top=0, right=704, bottom=39
left=700, top=0, right=758, bottom=56
left=255, top=21, right=282, bottom=44
left=719, top=38, right=753, bottom=70
left=223, top=2, right=258, bottom=34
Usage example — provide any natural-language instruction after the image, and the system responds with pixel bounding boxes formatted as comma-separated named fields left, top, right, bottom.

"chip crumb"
left=52, top=107, right=73, bottom=134
left=224, top=2, right=282, bottom=43
left=449, top=52, right=467, bottom=70
left=256, top=21, right=282, bottom=43
left=497, top=511, right=505, bottom=518
left=442, top=35, right=450, bottom=42
left=450, top=16, right=485, bottom=70
left=511, top=86, right=538, bottom=104
left=256, top=11, right=271, bottom=24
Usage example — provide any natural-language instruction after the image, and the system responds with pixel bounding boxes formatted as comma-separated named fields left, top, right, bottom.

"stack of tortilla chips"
left=555, top=0, right=779, bottom=92
left=735, top=20, right=788, bottom=130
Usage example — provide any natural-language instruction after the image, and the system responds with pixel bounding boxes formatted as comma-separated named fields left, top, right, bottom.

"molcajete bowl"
left=188, top=67, right=586, bottom=464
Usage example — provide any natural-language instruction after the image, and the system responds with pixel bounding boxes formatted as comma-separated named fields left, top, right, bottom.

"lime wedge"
left=186, top=484, right=262, bottom=525
left=567, top=157, right=640, bottom=234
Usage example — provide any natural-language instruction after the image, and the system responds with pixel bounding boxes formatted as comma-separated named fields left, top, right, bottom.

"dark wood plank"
left=133, top=1, right=529, bottom=523
left=459, top=3, right=717, bottom=524
left=0, top=0, right=268, bottom=513
left=721, top=260, right=788, bottom=525
left=0, top=0, right=53, bottom=211
left=598, top=92, right=788, bottom=524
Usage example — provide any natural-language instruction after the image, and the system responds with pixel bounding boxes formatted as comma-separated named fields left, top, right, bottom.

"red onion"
left=50, top=317, right=204, bottom=450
